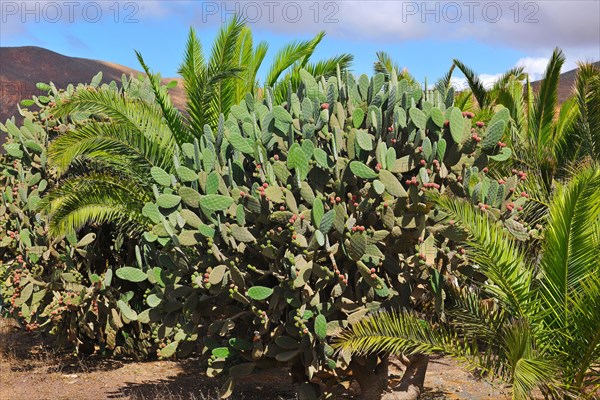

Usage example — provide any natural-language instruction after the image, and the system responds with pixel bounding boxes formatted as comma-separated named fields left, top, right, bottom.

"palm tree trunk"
left=382, top=354, right=429, bottom=400
left=352, top=354, right=429, bottom=400
left=351, top=356, right=389, bottom=400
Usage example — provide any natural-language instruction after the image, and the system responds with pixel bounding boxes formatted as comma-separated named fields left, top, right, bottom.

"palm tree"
left=334, top=166, right=600, bottom=399
left=42, top=17, right=353, bottom=237
left=265, top=32, right=353, bottom=104
left=451, top=50, right=600, bottom=227
left=150, top=17, right=352, bottom=135
left=504, top=53, right=600, bottom=229
left=373, top=51, right=417, bottom=84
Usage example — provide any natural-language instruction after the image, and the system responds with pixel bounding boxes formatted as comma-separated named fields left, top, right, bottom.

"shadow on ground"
left=1, top=317, right=513, bottom=400
left=107, top=358, right=297, bottom=400
left=0, top=317, right=124, bottom=374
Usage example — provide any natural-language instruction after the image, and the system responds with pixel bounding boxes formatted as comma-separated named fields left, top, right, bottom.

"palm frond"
left=206, top=15, right=246, bottom=125
left=512, top=357, right=558, bottom=399
left=565, top=272, right=600, bottom=389
left=48, top=120, right=175, bottom=176
left=492, top=66, right=526, bottom=92
left=136, top=50, right=191, bottom=144
left=248, top=41, right=269, bottom=95
left=444, top=283, right=509, bottom=341
left=273, top=54, right=352, bottom=104
left=432, top=194, right=533, bottom=318
left=573, top=62, right=600, bottom=160
left=333, top=309, right=557, bottom=395
left=501, top=321, right=558, bottom=399
left=538, top=166, right=600, bottom=328
left=454, top=90, right=476, bottom=112
left=552, top=96, right=580, bottom=170
left=52, top=87, right=168, bottom=141
left=435, top=64, right=456, bottom=94
left=40, top=173, right=151, bottom=237
left=453, top=59, right=489, bottom=108
left=304, top=54, right=354, bottom=79
left=494, top=76, right=527, bottom=137
left=372, top=52, right=418, bottom=84
left=264, top=31, right=326, bottom=87
left=178, top=27, right=207, bottom=136
left=374, top=51, right=401, bottom=79
left=332, top=309, right=486, bottom=372
left=231, top=27, right=267, bottom=102
left=517, top=167, right=552, bottom=227
left=529, top=48, right=564, bottom=152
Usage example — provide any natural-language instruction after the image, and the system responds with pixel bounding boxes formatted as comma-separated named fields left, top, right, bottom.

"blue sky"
left=2, top=1, right=599, bottom=88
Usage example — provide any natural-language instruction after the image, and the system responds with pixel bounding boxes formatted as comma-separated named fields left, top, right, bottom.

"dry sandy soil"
left=0, top=318, right=512, bottom=400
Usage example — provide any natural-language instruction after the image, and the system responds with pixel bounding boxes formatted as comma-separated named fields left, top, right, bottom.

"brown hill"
left=0, top=46, right=185, bottom=124
left=529, top=61, right=600, bottom=104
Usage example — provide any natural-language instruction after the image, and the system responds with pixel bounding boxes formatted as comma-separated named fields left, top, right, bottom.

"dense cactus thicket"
left=1, top=67, right=532, bottom=397
left=121, top=68, right=528, bottom=397
left=0, top=74, right=165, bottom=357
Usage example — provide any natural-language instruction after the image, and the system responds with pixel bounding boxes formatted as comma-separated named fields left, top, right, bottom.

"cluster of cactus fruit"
left=121, top=68, right=532, bottom=397
left=0, top=74, right=159, bottom=357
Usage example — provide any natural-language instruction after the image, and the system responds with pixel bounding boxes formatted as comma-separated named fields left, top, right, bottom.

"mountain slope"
left=529, top=60, right=600, bottom=104
left=0, top=46, right=185, bottom=123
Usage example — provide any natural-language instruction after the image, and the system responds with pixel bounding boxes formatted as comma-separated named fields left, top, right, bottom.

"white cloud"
left=182, top=1, right=599, bottom=73
left=479, top=73, right=504, bottom=88
left=449, top=77, right=469, bottom=91
left=515, top=57, right=550, bottom=82
left=451, top=49, right=595, bottom=90
left=3, top=1, right=597, bottom=61
left=450, top=73, right=503, bottom=91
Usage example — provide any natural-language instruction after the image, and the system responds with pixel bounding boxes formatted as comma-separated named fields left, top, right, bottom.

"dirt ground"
left=0, top=318, right=511, bottom=400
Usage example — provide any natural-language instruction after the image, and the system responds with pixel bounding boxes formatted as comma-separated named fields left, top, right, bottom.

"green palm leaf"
left=51, top=87, right=168, bottom=141
left=206, top=15, right=246, bottom=126
left=304, top=54, right=354, bottom=79
left=231, top=26, right=267, bottom=103
left=566, top=272, right=600, bottom=388
left=495, top=75, right=527, bottom=139
left=435, top=64, right=455, bottom=94
left=498, top=321, right=557, bottom=399
left=492, top=66, right=526, bottom=91
left=373, top=51, right=401, bottom=79
left=49, top=120, right=174, bottom=173
left=529, top=48, right=564, bottom=152
left=40, top=173, right=151, bottom=236
left=573, top=62, right=600, bottom=160
left=272, top=54, right=353, bottom=104
left=333, top=309, right=475, bottom=362
left=374, top=51, right=417, bottom=83
left=264, top=31, right=326, bottom=88
left=136, top=50, right=191, bottom=144
left=453, top=59, right=489, bottom=108
left=538, top=167, right=600, bottom=327
left=551, top=97, right=580, bottom=170
left=178, top=26, right=207, bottom=135
left=432, top=194, right=533, bottom=318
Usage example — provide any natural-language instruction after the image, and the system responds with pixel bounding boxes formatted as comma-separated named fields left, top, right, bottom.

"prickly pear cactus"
left=135, top=68, right=530, bottom=397
left=0, top=68, right=532, bottom=396
left=0, top=74, right=158, bottom=357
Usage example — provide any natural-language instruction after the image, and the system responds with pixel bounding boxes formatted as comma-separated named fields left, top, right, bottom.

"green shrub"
left=128, top=68, right=528, bottom=397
